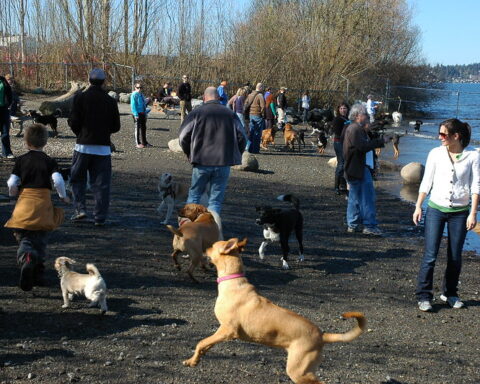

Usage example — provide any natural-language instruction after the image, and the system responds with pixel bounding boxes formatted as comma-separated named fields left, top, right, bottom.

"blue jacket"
left=217, top=85, right=228, bottom=106
left=131, top=91, right=147, bottom=117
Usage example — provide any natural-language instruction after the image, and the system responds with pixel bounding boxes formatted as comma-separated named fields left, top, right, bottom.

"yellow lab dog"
left=183, top=238, right=366, bottom=384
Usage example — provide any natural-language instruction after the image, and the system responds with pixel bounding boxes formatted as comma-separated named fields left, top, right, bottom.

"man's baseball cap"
left=89, top=68, right=106, bottom=81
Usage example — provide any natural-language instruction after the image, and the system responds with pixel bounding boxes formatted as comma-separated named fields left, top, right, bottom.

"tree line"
left=0, top=0, right=427, bottom=106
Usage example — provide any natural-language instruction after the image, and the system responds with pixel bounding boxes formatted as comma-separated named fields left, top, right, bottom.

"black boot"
left=18, top=252, right=36, bottom=291
left=34, top=262, right=47, bottom=287
left=334, top=176, right=341, bottom=195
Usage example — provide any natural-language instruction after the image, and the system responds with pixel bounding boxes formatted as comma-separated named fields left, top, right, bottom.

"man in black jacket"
left=0, top=75, right=14, bottom=158
left=68, top=68, right=120, bottom=226
left=179, top=87, right=246, bottom=214
left=343, top=103, right=389, bottom=236
left=177, top=74, right=192, bottom=123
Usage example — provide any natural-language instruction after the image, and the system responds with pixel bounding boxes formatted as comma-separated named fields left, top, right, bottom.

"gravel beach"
left=1, top=94, right=479, bottom=384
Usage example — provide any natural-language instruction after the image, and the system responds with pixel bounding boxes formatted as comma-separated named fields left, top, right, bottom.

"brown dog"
left=183, top=238, right=366, bottom=383
left=261, top=128, right=276, bottom=150
left=284, top=123, right=301, bottom=151
left=166, top=204, right=220, bottom=282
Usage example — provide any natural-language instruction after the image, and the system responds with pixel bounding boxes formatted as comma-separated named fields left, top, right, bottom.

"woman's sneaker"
left=418, top=300, right=433, bottom=312
left=440, top=295, right=464, bottom=309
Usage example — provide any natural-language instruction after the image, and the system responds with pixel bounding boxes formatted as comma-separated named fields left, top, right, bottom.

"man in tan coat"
left=243, top=83, right=265, bottom=154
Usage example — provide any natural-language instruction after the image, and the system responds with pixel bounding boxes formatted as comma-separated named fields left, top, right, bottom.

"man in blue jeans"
left=343, top=103, right=390, bottom=236
left=179, top=87, right=246, bottom=214
left=68, top=68, right=120, bottom=226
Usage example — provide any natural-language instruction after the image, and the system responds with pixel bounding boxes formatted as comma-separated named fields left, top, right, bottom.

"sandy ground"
left=0, top=94, right=479, bottom=384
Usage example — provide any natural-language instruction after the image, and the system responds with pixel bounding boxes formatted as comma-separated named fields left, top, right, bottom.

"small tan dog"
left=166, top=204, right=220, bottom=283
left=54, top=257, right=108, bottom=314
left=183, top=238, right=366, bottom=384
left=261, top=128, right=276, bottom=150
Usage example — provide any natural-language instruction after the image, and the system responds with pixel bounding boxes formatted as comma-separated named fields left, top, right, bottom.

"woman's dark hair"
left=440, top=118, right=471, bottom=148
left=25, top=123, right=48, bottom=148
left=335, top=102, right=350, bottom=116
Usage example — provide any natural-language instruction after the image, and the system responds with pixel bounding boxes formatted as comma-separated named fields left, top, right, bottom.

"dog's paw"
left=183, top=358, right=198, bottom=367
left=61, top=304, right=69, bottom=308
left=297, top=254, right=305, bottom=262
left=281, top=259, right=290, bottom=270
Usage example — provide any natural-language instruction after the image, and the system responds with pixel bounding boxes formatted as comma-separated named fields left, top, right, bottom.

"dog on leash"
left=183, top=238, right=366, bottom=384
left=54, top=257, right=108, bottom=314
left=283, top=123, right=301, bottom=151
left=255, top=194, right=304, bottom=269
left=166, top=204, right=220, bottom=283
left=29, top=109, right=61, bottom=136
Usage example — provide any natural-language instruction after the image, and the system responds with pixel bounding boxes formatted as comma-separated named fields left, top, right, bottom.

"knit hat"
left=89, top=68, right=106, bottom=81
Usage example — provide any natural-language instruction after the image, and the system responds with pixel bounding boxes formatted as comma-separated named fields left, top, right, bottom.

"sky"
left=408, top=0, right=480, bottom=66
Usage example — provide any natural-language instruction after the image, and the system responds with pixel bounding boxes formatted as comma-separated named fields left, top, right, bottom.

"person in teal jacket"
left=131, top=82, right=151, bottom=148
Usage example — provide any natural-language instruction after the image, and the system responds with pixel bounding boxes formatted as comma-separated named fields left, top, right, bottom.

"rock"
left=28, top=373, right=35, bottom=379
left=104, top=361, right=113, bottom=366
left=327, top=157, right=337, bottom=168
left=168, top=139, right=183, bottom=153
left=108, top=91, right=119, bottom=101
left=400, top=162, right=424, bottom=184
left=232, top=152, right=259, bottom=172
left=118, top=93, right=131, bottom=104
left=32, top=87, right=44, bottom=94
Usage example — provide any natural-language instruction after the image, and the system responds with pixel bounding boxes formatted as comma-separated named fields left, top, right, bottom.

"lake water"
left=378, top=82, right=480, bottom=252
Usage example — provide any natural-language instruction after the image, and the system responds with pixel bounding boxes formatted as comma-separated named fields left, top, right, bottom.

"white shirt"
left=419, top=146, right=480, bottom=208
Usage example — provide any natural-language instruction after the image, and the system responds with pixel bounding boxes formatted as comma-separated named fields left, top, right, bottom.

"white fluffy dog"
left=54, top=257, right=108, bottom=314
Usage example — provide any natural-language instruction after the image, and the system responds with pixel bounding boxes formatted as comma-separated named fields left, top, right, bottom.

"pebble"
left=104, top=361, right=113, bottom=366
left=117, top=352, right=125, bottom=361
left=135, top=354, right=144, bottom=360
left=28, top=373, right=35, bottom=379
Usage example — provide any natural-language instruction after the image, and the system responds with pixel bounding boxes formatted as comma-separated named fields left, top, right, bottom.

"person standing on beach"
left=68, top=68, right=120, bottom=226
left=243, top=83, right=266, bottom=154
left=0, top=74, right=14, bottom=159
left=276, top=87, right=288, bottom=128
left=178, top=75, right=192, bottom=123
left=217, top=80, right=229, bottom=106
left=366, top=94, right=382, bottom=123
left=332, top=102, right=350, bottom=195
left=413, top=118, right=479, bottom=312
left=131, top=82, right=152, bottom=148
left=343, top=103, right=389, bottom=235
left=179, top=87, right=246, bottom=214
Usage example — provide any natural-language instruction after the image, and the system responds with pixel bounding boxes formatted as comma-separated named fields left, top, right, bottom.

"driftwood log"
left=39, top=81, right=89, bottom=117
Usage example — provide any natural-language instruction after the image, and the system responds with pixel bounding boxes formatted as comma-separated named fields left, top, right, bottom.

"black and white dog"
left=255, top=194, right=304, bottom=270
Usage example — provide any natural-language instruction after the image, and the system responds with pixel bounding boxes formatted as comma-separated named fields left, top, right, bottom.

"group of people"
left=3, top=69, right=479, bottom=314
left=332, top=100, right=479, bottom=311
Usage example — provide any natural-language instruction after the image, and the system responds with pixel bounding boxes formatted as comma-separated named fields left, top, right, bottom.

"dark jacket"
left=0, top=76, right=13, bottom=109
left=244, top=91, right=265, bottom=117
left=179, top=100, right=246, bottom=166
left=332, top=116, right=349, bottom=139
left=276, top=93, right=287, bottom=109
left=177, top=82, right=192, bottom=101
left=343, top=122, right=384, bottom=180
left=68, top=85, right=120, bottom=146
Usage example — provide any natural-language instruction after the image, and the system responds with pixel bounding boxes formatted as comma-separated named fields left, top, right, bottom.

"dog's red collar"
left=217, top=273, right=245, bottom=284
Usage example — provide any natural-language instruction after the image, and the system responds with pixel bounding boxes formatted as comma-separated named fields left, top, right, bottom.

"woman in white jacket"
left=413, top=118, right=479, bottom=312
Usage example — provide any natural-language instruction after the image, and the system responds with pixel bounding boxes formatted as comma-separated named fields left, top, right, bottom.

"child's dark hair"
left=25, top=123, right=48, bottom=148
left=440, top=118, right=471, bottom=148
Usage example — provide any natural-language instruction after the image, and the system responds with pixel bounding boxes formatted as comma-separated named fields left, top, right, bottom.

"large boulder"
left=232, top=152, right=259, bottom=172
left=108, top=91, right=119, bottom=101
left=168, top=139, right=183, bottom=153
left=400, top=162, right=424, bottom=184
left=119, top=93, right=131, bottom=104
left=39, top=81, right=88, bottom=116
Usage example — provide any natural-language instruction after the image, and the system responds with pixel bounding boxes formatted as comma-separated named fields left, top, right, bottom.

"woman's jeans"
left=248, top=115, right=264, bottom=154
left=346, top=167, right=377, bottom=229
left=334, top=141, right=344, bottom=179
left=187, top=165, right=230, bottom=214
left=416, top=206, right=468, bottom=301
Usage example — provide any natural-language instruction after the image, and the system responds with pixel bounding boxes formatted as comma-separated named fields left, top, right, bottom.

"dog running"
left=54, top=257, right=108, bottom=314
left=157, top=173, right=190, bottom=224
left=183, top=238, right=366, bottom=384
left=28, top=109, right=61, bottom=136
left=255, top=194, right=304, bottom=269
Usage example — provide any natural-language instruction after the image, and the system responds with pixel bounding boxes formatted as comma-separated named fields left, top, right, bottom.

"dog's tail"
left=322, top=312, right=366, bottom=343
left=166, top=225, right=183, bottom=237
left=277, top=194, right=300, bottom=210
left=86, top=263, right=101, bottom=277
